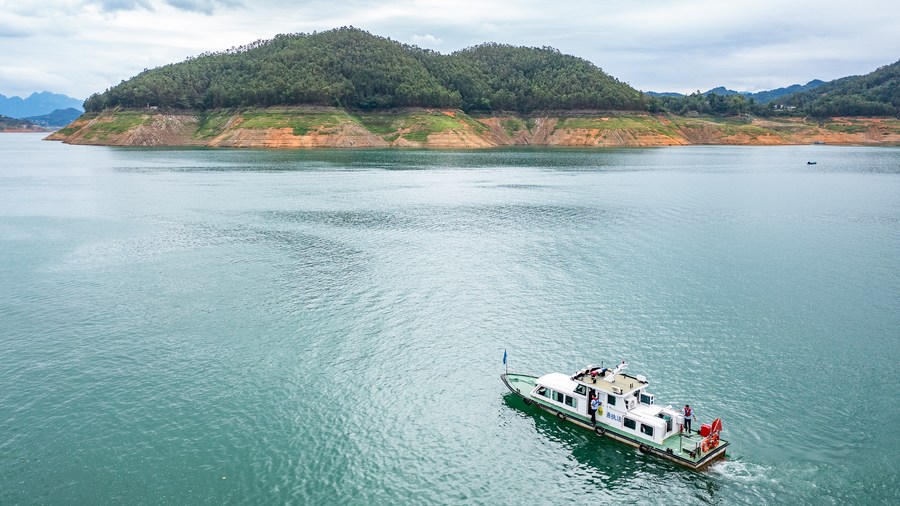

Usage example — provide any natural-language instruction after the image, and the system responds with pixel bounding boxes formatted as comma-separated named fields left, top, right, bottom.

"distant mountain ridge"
left=647, top=80, right=826, bottom=104
left=0, top=91, right=83, bottom=118
left=23, top=108, right=83, bottom=128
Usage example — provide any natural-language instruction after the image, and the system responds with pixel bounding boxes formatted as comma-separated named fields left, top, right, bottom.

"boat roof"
left=535, top=372, right=579, bottom=394
left=571, top=366, right=649, bottom=396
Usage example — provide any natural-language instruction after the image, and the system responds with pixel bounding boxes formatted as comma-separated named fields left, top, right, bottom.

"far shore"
left=47, top=107, right=900, bottom=149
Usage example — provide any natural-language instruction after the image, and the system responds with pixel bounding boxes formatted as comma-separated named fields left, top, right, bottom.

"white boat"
left=502, top=362, right=728, bottom=470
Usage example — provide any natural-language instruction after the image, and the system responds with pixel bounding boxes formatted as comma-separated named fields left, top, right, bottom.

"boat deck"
left=502, top=372, right=728, bottom=469
left=572, top=370, right=646, bottom=395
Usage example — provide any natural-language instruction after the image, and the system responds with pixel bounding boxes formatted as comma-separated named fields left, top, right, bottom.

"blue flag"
left=503, top=349, right=507, bottom=365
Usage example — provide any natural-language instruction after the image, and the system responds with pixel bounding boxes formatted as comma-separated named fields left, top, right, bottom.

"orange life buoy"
left=712, top=433, right=720, bottom=447
left=701, top=440, right=709, bottom=452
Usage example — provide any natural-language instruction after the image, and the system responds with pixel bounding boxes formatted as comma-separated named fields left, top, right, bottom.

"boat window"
left=574, top=385, right=586, bottom=395
left=607, top=394, right=616, bottom=406
left=537, top=387, right=548, bottom=397
left=640, top=393, right=653, bottom=405
left=658, top=413, right=673, bottom=432
left=554, top=391, right=565, bottom=403
left=624, top=418, right=636, bottom=430
left=564, top=395, right=576, bottom=408
left=641, top=424, right=654, bottom=437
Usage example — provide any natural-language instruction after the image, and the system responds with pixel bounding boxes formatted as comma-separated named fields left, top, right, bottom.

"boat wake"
left=708, top=459, right=777, bottom=484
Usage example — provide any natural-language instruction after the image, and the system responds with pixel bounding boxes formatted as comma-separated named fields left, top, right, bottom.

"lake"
left=1, top=133, right=898, bottom=504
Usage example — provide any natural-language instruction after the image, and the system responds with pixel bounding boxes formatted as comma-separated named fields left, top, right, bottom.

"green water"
left=1, top=134, right=898, bottom=504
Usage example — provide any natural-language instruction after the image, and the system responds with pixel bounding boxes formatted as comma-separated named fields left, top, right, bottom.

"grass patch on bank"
left=667, top=116, right=774, bottom=138
left=231, top=109, right=358, bottom=136
left=821, top=118, right=900, bottom=135
left=357, top=110, right=486, bottom=143
left=501, top=118, right=527, bottom=136
left=56, top=125, right=83, bottom=137
left=195, top=111, right=233, bottom=139
left=404, top=113, right=462, bottom=142
left=239, top=112, right=328, bottom=134
left=54, top=112, right=98, bottom=137
left=354, top=113, right=400, bottom=136
left=823, top=121, right=869, bottom=134
left=882, top=119, right=900, bottom=134
left=558, top=116, right=681, bottom=137
left=54, top=126, right=78, bottom=136
left=82, top=111, right=151, bottom=140
left=754, top=119, right=812, bottom=134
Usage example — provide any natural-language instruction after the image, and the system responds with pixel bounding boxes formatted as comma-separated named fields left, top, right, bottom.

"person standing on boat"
left=682, top=405, right=693, bottom=433
left=590, top=393, right=601, bottom=425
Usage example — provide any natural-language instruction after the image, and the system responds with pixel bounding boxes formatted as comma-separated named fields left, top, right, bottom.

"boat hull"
left=502, top=373, right=728, bottom=470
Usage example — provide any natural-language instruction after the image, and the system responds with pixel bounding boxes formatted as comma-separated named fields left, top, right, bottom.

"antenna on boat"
left=604, top=360, right=627, bottom=382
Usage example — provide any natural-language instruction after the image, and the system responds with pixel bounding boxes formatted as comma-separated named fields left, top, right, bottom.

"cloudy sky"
left=1, top=0, right=898, bottom=100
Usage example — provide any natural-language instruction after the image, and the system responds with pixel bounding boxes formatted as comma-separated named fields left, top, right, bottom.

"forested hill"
left=83, top=27, right=645, bottom=114
left=413, top=43, right=644, bottom=112
left=777, top=59, right=900, bottom=116
left=0, top=114, right=44, bottom=131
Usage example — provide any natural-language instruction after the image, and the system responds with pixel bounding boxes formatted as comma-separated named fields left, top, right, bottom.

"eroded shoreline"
left=47, top=107, right=900, bottom=148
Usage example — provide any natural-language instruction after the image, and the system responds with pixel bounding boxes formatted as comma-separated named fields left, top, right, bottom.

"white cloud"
left=0, top=67, right=70, bottom=97
left=92, top=0, right=154, bottom=12
left=84, top=0, right=242, bottom=14
left=410, top=34, right=442, bottom=47
left=163, top=0, right=242, bottom=14
left=0, top=26, right=29, bottom=38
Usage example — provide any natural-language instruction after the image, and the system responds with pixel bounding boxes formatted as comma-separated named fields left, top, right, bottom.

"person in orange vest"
left=682, top=404, right=693, bottom=433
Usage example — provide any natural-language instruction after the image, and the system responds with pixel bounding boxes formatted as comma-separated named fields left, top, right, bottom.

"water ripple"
left=2, top=140, right=898, bottom=504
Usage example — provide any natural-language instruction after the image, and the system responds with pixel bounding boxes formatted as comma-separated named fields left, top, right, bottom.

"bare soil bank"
left=47, top=107, right=900, bottom=148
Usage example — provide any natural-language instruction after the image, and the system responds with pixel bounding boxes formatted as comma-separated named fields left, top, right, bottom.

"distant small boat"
left=807, top=161, right=817, bottom=165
